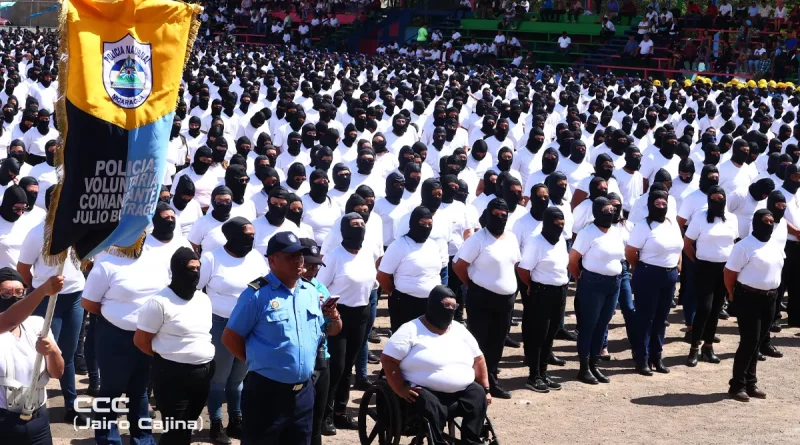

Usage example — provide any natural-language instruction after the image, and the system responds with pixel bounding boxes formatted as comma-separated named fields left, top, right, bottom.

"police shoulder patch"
left=102, top=34, right=153, bottom=109
left=248, top=277, right=270, bottom=290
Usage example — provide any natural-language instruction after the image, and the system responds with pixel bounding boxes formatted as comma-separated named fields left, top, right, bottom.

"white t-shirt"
left=136, top=288, right=215, bottom=365
left=301, top=196, right=343, bottom=246
left=558, top=36, right=571, bottom=48
left=677, top=188, right=708, bottom=225
left=627, top=218, right=682, bottom=268
left=379, top=236, right=442, bottom=298
left=252, top=217, right=301, bottom=256
left=373, top=198, right=408, bottom=246
left=639, top=39, right=654, bottom=55
left=187, top=213, right=228, bottom=254
left=170, top=166, right=222, bottom=209
left=455, top=229, right=520, bottom=295
left=316, top=245, right=377, bottom=307
left=383, top=318, right=481, bottom=394
left=198, top=247, right=269, bottom=318
left=718, top=161, right=757, bottom=195
left=512, top=212, right=543, bottom=251
left=685, top=211, right=739, bottom=262
left=18, top=222, right=85, bottom=294
left=573, top=224, right=625, bottom=276
left=519, top=235, right=569, bottom=286
left=172, top=199, right=203, bottom=237
left=394, top=208, right=451, bottom=268
left=726, top=188, right=761, bottom=239
left=725, top=234, right=784, bottom=291
left=0, top=316, right=49, bottom=410
left=0, top=210, right=42, bottom=270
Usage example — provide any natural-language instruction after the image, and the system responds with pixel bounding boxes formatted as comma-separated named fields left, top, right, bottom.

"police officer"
left=221, top=231, right=340, bottom=445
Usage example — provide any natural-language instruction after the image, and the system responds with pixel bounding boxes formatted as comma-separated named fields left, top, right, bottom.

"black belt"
left=250, top=371, right=310, bottom=392
left=640, top=262, right=676, bottom=272
left=737, top=283, right=778, bottom=297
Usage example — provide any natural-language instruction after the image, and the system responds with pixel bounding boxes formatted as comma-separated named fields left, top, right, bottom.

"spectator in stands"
left=716, top=40, right=734, bottom=72
left=756, top=50, right=773, bottom=79
left=736, top=41, right=753, bottom=73
left=541, top=0, right=555, bottom=22
left=607, top=0, right=620, bottom=23
left=736, top=0, right=748, bottom=19
left=622, top=35, right=638, bottom=58
left=750, top=42, right=767, bottom=73
left=667, top=39, right=683, bottom=69
left=458, top=0, right=473, bottom=19
left=774, top=0, right=787, bottom=28
left=417, top=24, right=428, bottom=43
left=748, top=1, right=761, bottom=27
left=718, top=0, right=733, bottom=27
left=758, top=0, right=773, bottom=28
left=704, top=1, right=718, bottom=27
left=695, top=39, right=712, bottom=71
left=685, top=0, right=703, bottom=27
left=634, top=33, right=654, bottom=60
left=568, top=0, right=583, bottom=23
left=621, top=0, right=637, bottom=25
left=789, top=4, right=800, bottom=26
left=786, top=31, right=798, bottom=51
left=637, top=15, right=651, bottom=35
left=682, top=37, right=698, bottom=69
left=646, top=0, right=660, bottom=13
left=557, top=31, right=572, bottom=55
left=600, top=16, right=616, bottom=39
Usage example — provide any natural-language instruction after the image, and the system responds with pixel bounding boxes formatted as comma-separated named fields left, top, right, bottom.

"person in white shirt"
left=635, top=33, right=654, bottom=58
left=21, top=108, right=58, bottom=165
left=134, top=247, right=215, bottom=445
left=0, top=185, right=38, bottom=270
left=170, top=175, right=203, bottom=237
left=625, top=190, right=682, bottom=375
left=517, top=207, right=569, bottom=392
left=452, top=197, right=521, bottom=399
left=725, top=209, right=784, bottom=402
left=380, top=285, right=490, bottom=445
left=171, top=146, right=218, bottom=211
left=683, top=185, right=738, bottom=367
left=568, top=196, right=625, bottom=385
left=557, top=32, right=571, bottom=55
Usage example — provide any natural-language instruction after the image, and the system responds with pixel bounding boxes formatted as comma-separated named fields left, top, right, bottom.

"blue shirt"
left=305, top=277, right=331, bottom=360
left=227, top=271, right=324, bottom=384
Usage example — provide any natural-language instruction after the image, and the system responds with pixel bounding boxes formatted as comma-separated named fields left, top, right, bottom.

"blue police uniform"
left=227, top=269, right=324, bottom=445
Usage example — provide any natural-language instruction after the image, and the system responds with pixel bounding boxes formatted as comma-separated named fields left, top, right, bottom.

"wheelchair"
left=357, top=378, right=500, bottom=445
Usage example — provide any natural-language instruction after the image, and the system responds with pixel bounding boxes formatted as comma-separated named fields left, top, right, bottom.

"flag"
left=45, top=0, right=201, bottom=262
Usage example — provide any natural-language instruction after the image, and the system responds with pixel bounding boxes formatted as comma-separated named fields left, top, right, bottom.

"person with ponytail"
left=134, top=247, right=215, bottom=445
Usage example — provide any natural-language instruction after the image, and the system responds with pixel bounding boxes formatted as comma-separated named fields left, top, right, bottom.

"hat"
left=758, top=79, right=768, bottom=88
left=653, top=80, right=662, bottom=87
left=768, top=80, right=777, bottom=88
left=266, top=231, right=310, bottom=257
left=747, top=80, right=757, bottom=88
left=300, top=238, right=325, bottom=266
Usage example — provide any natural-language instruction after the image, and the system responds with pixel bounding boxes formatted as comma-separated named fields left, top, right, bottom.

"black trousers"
left=151, top=354, right=215, bottom=445
left=466, top=282, right=514, bottom=386
left=522, top=282, right=567, bottom=379
left=730, top=286, right=777, bottom=391
left=311, top=360, right=329, bottom=445
left=326, top=303, right=369, bottom=415
left=241, top=372, right=314, bottom=445
left=783, top=241, right=800, bottom=325
left=414, top=382, right=487, bottom=445
left=447, top=256, right=465, bottom=319
left=0, top=406, right=51, bottom=445
left=389, top=290, right=428, bottom=333
left=691, top=260, right=727, bottom=345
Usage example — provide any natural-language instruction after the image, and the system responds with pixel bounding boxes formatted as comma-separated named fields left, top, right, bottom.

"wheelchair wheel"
left=358, top=381, right=402, bottom=445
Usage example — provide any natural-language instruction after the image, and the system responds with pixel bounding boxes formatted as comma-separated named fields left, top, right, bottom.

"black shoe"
left=490, top=383, right=512, bottom=399
left=504, top=336, right=521, bottom=348
left=333, top=414, right=359, bottom=430
left=683, top=330, right=693, bottom=344
left=597, top=353, right=611, bottom=361
left=649, top=359, right=670, bottom=374
left=74, top=357, right=88, bottom=376
left=525, top=377, right=549, bottom=393
left=353, top=378, right=373, bottom=391
left=321, top=415, right=337, bottom=436
left=686, top=347, right=699, bottom=367
left=664, top=320, right=670, bottom=327
left=761, top=343, right=783, bottom=358
left=729, top=388, right=750, bottom=402
left=636, top=362, right=653, bottom=376
left=64, top=408, right=89, bottom=425
left=758, top=352, right=767, bottom=361
left=368, top=352, right=380, bottom=364
left=556, top=328, right=578, bottom=341
left=226, top=415, right=242, bottom=439
left=86, top=383, right=100, bottom=397
left=589, top=358, right=610, bottom=383
left=548, top=353, right=566, bottom=366
left=718, top=308, right=730, bottom=320
left=210, top=420, right=232, bottom=444
left=577, top=358, right=599, bottom=385
left=747, top=386, right=767, bottom=399
left=368, top=331, right=381, bottom=344
left=543, top=375, right=562, bottom=390
left=701, top=345, right=720, bottom=364
left=770, top=322, right=782, bottom=333
left=713, top=335, right=721, bottom=343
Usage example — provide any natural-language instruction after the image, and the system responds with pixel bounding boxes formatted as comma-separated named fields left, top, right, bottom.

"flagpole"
left=19, top=253, right=68, bottom=421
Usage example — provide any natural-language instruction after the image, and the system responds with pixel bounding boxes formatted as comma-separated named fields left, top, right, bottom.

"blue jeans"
left=681, top=252, right=697, bottom=326
left=603, top=263, right=635, bottom=349
left=576, top=270, right=621, bottom=359
left=94, top=316, right=155, bottom=445
left=32, top=291, right=83, bottom=407
left=86, top=313, right=100, bottom=387
left=632, top=262, right=679, bottom=363
left=356, top=289, right=379, bottom=380
left=440, top=265, right=449, bottom=286
left=207, top=314, right=248, bottom=423
left=562, top=238, right=574, bottom=329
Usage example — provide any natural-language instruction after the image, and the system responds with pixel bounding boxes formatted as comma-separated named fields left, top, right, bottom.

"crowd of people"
left=1, top=12, right=800, bottom=445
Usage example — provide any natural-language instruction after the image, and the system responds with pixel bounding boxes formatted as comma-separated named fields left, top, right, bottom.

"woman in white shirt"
left=170, top=175, right=203, bottom=237
left=188, top=185, right=233, bottom=254
left=0, top=268, right=64, bottom=444
left=625, top=190, right=682, bottom=376
left=170, top=146, right=217, bottom=211
left=568, top=196, right=625, bottom=385
left=517, top=207, right=568, bottom=393
left=725, top=209, right=784, bottom=402
left=134, top=248, right=215, bottom=445
left=378, top=206, right=442, bottom=332
left=452, top=197, right=521, bottom=400
left=684, top=185, right=739, bottom=367
left=0, top=185, right=36, bottom=269
left=316, top=212, right=377, bottom=430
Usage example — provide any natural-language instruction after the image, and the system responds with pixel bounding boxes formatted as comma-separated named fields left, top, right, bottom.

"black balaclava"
left=431, top=126, right=446, bottom=151
left=151, top=202, right=175, bottom=242
left=425, top=285, right=457, bottom=330
left=18, top=176, right=37, bottom=211
left=529, top=183, right=549, bottom=221
left=678, top=158, right=695, bottom=183
left=496, top=147, right=513, bottom=172
left=594, top=153, right=614, bottom=180
left=192, top=146, right=213, bottom=175
left=502, top=177, right=522, bottom=213
left=224, top=164, right=249, bottom=205
left=340, top=212, right=366, bottom=250
left=301, top=123, right=317, bottom=149
left=542, top=147, right=559, bottom=175
left=546, top=171, right=568, bottom=205
left=783, top=164, right=800, bottom=195
left=332, top=163, right=352, bottom=192
left=0, top=266, right=25, bottom=312
left=385, top=172, right=405, bottom=205
left=0, top=185, right=25, bottom=223
left=749, top=178, right=775, bottom=202
left=527, top=128, right=545, bottom=154
left=472, top=140, right=489, bottom=162
left=404, top=162, right=422, bottom=193
left=592, top=196, right=614, bottom=229
left=441, top=174, right=459, bottom=204
left=287, top=131, right=302, bottom=156
left=731, top=139, right=750, bottom=165
left=168, top=247, right=200, bottom=300
left=210, top=185, right=233, bottom=222
left=654, top=168, right=673, bottom=190
left=286, top=163, right=306, bottom=191
left=766, top=152, right=782, bottom=176
left=660, top=132, right=677, bottom=159
left=357, top=148, right=376, bottom=175
left=355, top=185, right=375, bottom=216
left=407, top=205, right=433, bottom=243
left=421, top=178, right=443, bottom=214
left=236, top=136, right=252, bottom=158
left=10, top=140, right=28, bottom=167
left=222, top=216, right=254, bottom=258
left=345, top=193, right=370, bottom=225
left=703, top=143, right=721, bottom=166
left=569, top=140, right=587, bottom=164
left=751, top=209, right=774, bottom=242
left=482, top=169, right=499, bottom=197
left=481, top=197, right=509, bottom=236
left=308, top=169, right=329, bottom=204
left=286, top=193, right=303, bottom=227
left=706, top=185, right=727, bottom=222
left=699, top=165, right=719, bottom=194
left=608, top=192, right=623, bottom=224
left=647, top=190, right=669, bottom=223
left=541, top=206, right=564, bottom=245
left=767, top=190, right=786, bottom=223
left=624, top=145, right=642, bottom=171
left=456, top=179, right=469, bottom=203
left=257, top=164, right=281, bottom=195
left=172, top=175, right=195, bottom=211
left=0, top=157, right=20, bottom=186
left=588, top=176, right=608, bottom=202
left=266, top=187, right=290, bottom=226
left=398, top=146, right=415, bottom=172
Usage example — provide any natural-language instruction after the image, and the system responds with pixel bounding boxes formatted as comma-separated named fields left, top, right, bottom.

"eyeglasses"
left=0, top=287, right=26, bottom=298
left=442, top=302, right=459, bottom=310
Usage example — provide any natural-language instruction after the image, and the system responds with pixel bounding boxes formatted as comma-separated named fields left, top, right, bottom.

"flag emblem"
left=102, top=34, right=152, bottom=109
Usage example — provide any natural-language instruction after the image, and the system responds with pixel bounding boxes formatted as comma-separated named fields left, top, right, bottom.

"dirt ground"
left=49, top=289, right=800, bottom=445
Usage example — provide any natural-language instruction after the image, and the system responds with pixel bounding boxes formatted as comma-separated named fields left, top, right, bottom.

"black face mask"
left=570, top=145, right=586, bottom=164
left=3, top=109, right=14, bottom=122
left=37, top=120, right=49, bottom=135
left=592, top=198, right=614, bottom=228
left=309, top=180, right=329, bottom=203
left=421, top=189, right=442, bottom=214
left=333, top=171, right=351, bottom=192
left=407, top=207, right=433, bottom=243
left=211, top=199, right=232, bottom=222
left=425, top=285, right=457, bottom=330
left=661, top=141, right=677, bottom=159
left=266, top=201, right=288, bottom=226
left=647, top=193, right=668, bottom=223
left=530, top=188, right=549, bottom=221
left=542, top=153, right=558, bottom=175
left=784, top=174, right=800, bottom=194
left=223, top=219, right=254, bottom=258
left=9, top=150, right=26, bottom=167
left=168, top=248, right=200, bottom=300
left=152, top=211, right=176, bottom=242
left=193, top=158, right=211, bottom=175
left=357, top=157, right=375, bottom=175
left=497, top=155, right=512, bottom=172
left=188, top=126, right=201, bottom=138
left=287, top=138, right=302, bottom=156
left=752, top=210, right=774, bottom=242
left=341, top=214, right=366, bottom=250
left=484, top=208, right=507, bottom=236
left=708, top=196, right=726, bottom=220
left=541, top=207, right=564, bottom=245
left=731, top=145, right=749, bottom=165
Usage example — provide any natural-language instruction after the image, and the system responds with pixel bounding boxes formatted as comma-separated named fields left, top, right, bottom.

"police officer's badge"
left=311, top=246, right=318, bottom=255
left=102, top=34, right=153, bottom=109
left=270, top=300, right=280, bottom=309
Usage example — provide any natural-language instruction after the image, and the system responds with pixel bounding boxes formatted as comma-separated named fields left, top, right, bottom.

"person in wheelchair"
left=380, top=285, right=491, bottom=445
